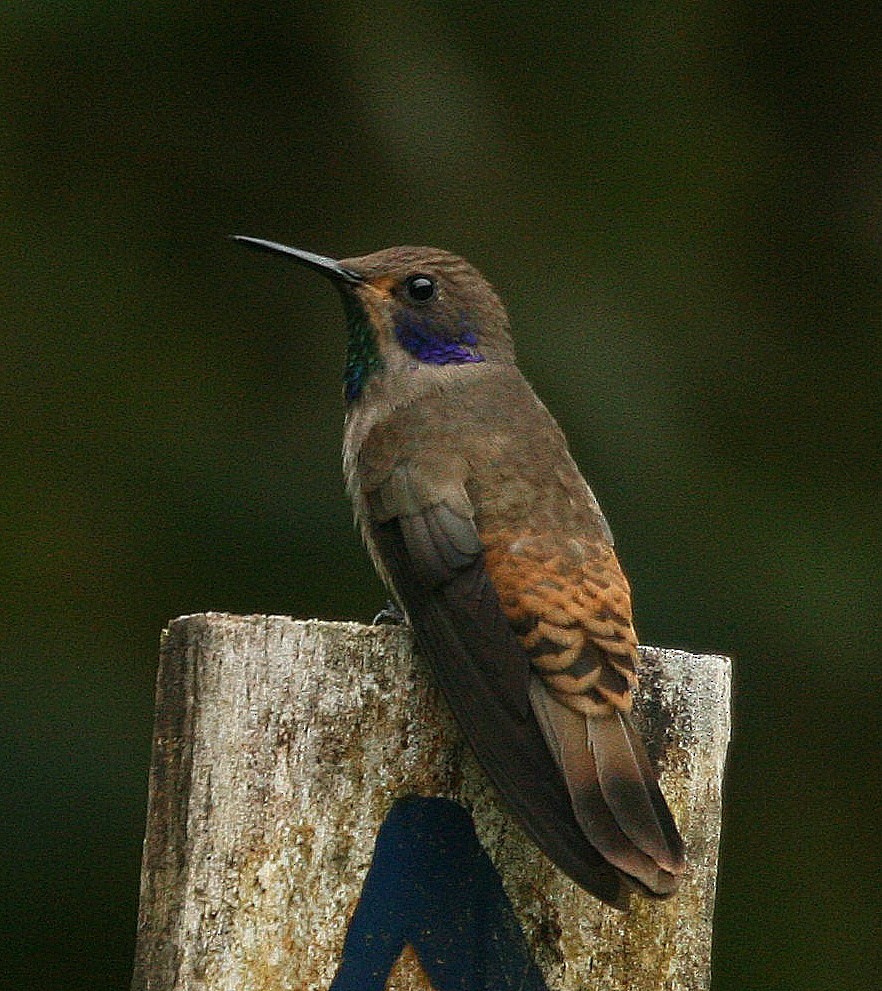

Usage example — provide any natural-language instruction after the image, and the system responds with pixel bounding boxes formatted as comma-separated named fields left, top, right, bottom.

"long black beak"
left=231, top=236, right=363, bottom=285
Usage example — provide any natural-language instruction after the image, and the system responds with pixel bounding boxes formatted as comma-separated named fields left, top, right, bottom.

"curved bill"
left=231, top=235, right=363, bottom=285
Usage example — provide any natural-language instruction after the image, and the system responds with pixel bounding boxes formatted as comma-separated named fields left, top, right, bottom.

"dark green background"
left=2, top=3, right=879, bottom=989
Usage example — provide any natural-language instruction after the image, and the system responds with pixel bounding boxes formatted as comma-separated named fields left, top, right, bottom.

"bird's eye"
left=403, top=273, right=437, bottom=304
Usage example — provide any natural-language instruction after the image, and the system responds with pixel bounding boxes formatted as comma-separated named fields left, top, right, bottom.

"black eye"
left=404, top=273, right=437, bottom=304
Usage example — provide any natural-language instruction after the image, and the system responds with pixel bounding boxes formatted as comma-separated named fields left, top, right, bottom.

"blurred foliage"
left=1, top=3, right=880, bottom=989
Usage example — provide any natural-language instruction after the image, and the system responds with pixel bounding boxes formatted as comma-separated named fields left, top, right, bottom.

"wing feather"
left=370, top=512, right=628, bottom=906
left=363, top=462, right=683, bottom=903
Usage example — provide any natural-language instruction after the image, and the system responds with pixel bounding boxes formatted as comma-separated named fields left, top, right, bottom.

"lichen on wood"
left=131, top=614, right=731, bottom=991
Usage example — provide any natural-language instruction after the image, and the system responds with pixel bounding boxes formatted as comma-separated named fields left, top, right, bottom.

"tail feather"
left=529, top=676, right=685, bottom=895
left=589, top=712, right=685, bottom=875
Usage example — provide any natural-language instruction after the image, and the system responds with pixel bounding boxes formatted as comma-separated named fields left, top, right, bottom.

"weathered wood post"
left=131, top=613, right=731, bottom=991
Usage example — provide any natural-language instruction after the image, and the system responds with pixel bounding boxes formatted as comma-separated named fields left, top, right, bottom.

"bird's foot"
left=373, top=600, right=406, bottom=625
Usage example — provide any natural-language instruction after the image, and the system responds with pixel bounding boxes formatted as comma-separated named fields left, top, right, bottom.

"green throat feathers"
left=343, top=295, right=384, bottom=403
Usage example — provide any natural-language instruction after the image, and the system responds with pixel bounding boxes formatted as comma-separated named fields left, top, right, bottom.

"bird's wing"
left=483, top=530, right=685, bottom=892
left=364, top=465, right=629, bottom=906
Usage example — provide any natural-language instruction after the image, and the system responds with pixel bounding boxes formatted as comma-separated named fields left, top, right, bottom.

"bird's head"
left=233, top=238, right=515, bottom=404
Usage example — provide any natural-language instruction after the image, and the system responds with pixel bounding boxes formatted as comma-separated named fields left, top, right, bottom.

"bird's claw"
left=373, top=600, right=406, bottom=625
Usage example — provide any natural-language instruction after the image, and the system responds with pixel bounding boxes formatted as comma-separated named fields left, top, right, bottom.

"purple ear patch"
left=394, top=313, right=484, bottom=366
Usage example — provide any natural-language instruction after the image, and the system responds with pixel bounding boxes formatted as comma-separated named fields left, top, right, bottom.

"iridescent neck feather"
left=343, top=295, right=383, bottom=403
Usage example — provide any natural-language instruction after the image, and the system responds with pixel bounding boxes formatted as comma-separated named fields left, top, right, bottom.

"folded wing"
left=364, top=464, right=683, bottom=904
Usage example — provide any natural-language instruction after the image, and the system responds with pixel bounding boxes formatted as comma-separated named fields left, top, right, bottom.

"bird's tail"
left=529, top=676, right=685, bottom=895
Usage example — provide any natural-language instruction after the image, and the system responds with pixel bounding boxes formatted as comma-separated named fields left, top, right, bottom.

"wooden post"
left=131, top=613, right=731, bottom=991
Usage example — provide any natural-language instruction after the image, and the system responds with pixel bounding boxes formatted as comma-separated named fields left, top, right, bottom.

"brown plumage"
left=234, top=236, right=686, bottom=906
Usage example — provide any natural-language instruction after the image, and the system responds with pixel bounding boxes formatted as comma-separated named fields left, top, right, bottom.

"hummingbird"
left=234, top=236, right=686, bottom=907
